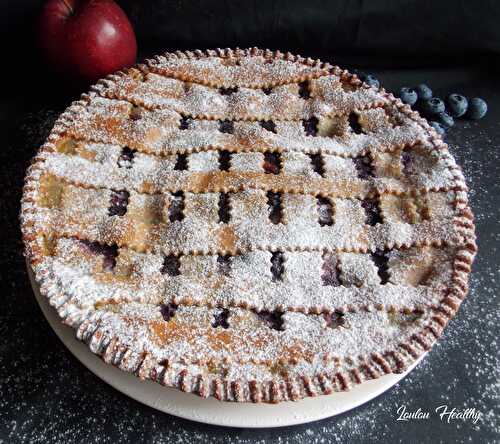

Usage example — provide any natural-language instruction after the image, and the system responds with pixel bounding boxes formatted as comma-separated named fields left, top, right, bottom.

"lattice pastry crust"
left=20, top=48, right=476, bottom=403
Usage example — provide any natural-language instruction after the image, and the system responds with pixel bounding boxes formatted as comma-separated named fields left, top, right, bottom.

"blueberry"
left=446, top=94, right=468, bottom=118
left=429, top=121, right=446, bottom=135
left=415, top=84, right=433, bottom=101
left=397, top=87, right=418, bottom=106
left=466, top=98, right=487, bottom=120
left=434, top=111, right=454, bottom=129
left=363, top=74, right=380, bottom=88
left=421, top=98, right=445, bottom=116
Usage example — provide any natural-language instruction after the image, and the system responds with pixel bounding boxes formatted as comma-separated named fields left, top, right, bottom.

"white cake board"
left=27, top=263, right=425, bottom=428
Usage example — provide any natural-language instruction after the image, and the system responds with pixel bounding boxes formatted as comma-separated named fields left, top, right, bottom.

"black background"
left=1, top=1, right=499, bottom=443
left=2, top=0, right=500, bottom=89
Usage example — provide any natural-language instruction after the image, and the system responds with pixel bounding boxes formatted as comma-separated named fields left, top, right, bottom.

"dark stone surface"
left=0, top=60, right=498, bottom=443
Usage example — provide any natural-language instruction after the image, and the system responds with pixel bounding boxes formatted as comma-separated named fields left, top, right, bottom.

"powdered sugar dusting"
left=20, top=50, right=477, bottom=403
left=146, top=52, right=329, bottom=88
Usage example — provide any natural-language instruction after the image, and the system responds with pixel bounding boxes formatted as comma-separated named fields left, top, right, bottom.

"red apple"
left=39, top=0, right=137, bottom=84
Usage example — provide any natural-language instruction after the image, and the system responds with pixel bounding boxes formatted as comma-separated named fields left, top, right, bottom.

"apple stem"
left=61, top=0, right=74, bottom=15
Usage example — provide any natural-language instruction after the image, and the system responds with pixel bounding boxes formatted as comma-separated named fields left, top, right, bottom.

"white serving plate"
left=28, top=263, right=425, bottom=428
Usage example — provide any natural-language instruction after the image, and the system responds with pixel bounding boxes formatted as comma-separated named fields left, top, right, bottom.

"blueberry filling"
left=321, top=254, right=341, bottom=286
left=317, top=196, right=334, bottom=226
left=117, top=147, right=136, bottom=168
left=102, top=249, right=118, bottom=270
left=361, top=197, right=383, bottom=226
left=174, top=153, right=188, bottom=171
left=218, top=192, right=231, bottom=223
left=371, top=250, right=390, bottom=284
left=212, top=308, right=230, bottom=328
left=256, top=310, right=284, bottom=331
left=219, top=87, right=238, bottom=96
left=179, top=116, right=191, bottom=130
left=270, top=251, right=285, bottom=282
left=259, top=120, right=277, bottom=133
left=263, top=152, right=281, bottom=174
left=298, top=81, right=311, bottom=99
left=80, top=240, right=118, bottom=271
left=219, top=120, right=234, bottom=134
left=348, top=112, right=363, bottom=134
left=324, top=311, right=346, bottom=328
left=161, top=254, right=181, bottom=276
left=169, top=191, right=185, bottom=222
left=353, top=155, right=375, bottom=179
left=129, top=106, right=142, bottom=121
left=390, top=309, right=424, bottom=325
left=160, top=303, right=178, bottom=321
left=219, top=150, right=232, bottom=171
left=108, top=190, right=130, bottom=217
left=309, top=153, right=325, bottom=176
left=267, top=191, right=283, bottom=224
left=217, top=255, right=232, bottom=276
left=302, top=117, right=318, bottom=136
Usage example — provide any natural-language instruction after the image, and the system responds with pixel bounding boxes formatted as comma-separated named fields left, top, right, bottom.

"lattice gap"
left=217, top=254, right=232, bottom=276
left=302, top=116, right=319, bottom=136
left=401, top=146, right=413, bottom=175
left=348, top=112, right=364, bottom=134
left=309, top=152, right=325, bottom=176
left=179, top=116, right=191, bottom=130
left=256, top=309, right=284, bottom=331
left=174, top=153, right=189, bottom=171
left=219, top=86, right=238, bottom=96
left=267, top=191, right=283, bottom=224
left=259, top=120, right=277, bottom=133
left=108, top=190, right=130, bottom=217
left=218, top=119, right=234, bottom=134
left=117, top=147, right=136, bottom=168
left=79, top=240, right=119, bottom=271
left=263, top=152, right=281, bottom=174
left=354, top=154, right=375, bottom=179
left=169, top=191, right=185, bottom=222
left=161, top=254, right=181, bottom=276
left=160, top=302, right=178, bottom=321
left=212, top=308, right=230, bottom=328
left=371, top=250, right=390, bottom=284
left=324, top=311, right=346, bottom=328
left=361, top=196, right=383, bottom=226
left=317, top=196, right=334, bottom=226
left=270, top=251, right=285, bottom=281
left=219, top=150, right=232, bottom=171
left=321, top=253, right=341, bottom=286
left=298, top=80, right=311, bottom=99
left=218, top=192, right=231, bottom=223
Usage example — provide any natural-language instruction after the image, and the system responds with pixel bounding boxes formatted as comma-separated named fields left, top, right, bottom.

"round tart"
left=21, top=48, right=476, bottom=403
